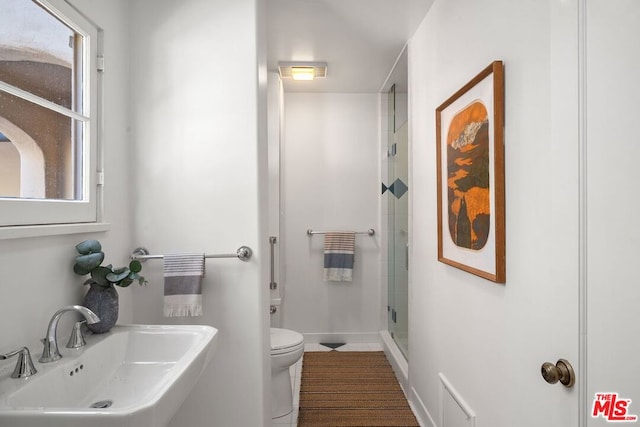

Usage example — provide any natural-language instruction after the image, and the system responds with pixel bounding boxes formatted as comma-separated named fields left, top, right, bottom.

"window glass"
left=0, top=0, right=80, bottom=112
left=0, top=0, right=98, bottom=228
left=0, top=132, right=21, bottom=198
left=0, top=91, right=83, bottom=200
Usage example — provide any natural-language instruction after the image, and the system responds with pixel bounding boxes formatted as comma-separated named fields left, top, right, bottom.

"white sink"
left=0, top=324, right=218, bottom=427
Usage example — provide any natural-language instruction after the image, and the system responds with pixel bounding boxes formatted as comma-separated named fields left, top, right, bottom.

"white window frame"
left=0, top=0, right=107, bottom=238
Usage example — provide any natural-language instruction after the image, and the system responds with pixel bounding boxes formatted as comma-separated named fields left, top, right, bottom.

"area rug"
left=298, top=351, right=419, bottom=426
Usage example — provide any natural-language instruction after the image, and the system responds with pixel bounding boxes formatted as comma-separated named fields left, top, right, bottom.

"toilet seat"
left=271, top=328, right=304, bottom=355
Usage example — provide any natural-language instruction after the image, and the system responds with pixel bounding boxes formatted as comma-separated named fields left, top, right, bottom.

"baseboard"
left=380, top=330, right=409, bottom=393
left=380, top=330, right=437, bottom=427
left=301, top=331, right=381, bottom=344
left=410, top=385, right=437, bottom=427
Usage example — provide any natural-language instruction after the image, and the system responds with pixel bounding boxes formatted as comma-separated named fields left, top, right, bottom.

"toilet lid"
left=271, top=328, right=304, bottom=351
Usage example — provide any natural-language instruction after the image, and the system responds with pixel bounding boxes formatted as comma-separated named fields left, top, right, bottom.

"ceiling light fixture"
left=291, top=67, right=315, bottom=81
left=278, top=62, right=327, bottom=81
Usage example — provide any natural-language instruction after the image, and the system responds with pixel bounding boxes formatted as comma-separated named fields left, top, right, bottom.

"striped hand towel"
left=323, top=232, right=356, bottom=282
left=163, top=253, right=205, bottom=317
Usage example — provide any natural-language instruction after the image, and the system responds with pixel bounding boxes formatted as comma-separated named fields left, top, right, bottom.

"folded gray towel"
left=323, top=232, right=355, bottom=282
left=163, top=253, right=205, bottom=317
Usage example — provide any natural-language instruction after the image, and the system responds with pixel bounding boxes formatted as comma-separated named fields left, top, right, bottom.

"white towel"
left=163, top=253, right=205, bottom=317
left=323, top=232, right=355, bottom=282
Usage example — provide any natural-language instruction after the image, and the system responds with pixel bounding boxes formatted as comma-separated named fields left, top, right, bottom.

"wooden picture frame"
left=436, top=61, right=505, bottom=283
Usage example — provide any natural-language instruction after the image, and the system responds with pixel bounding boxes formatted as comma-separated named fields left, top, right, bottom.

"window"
left=0, top=0, right=100, bottom=228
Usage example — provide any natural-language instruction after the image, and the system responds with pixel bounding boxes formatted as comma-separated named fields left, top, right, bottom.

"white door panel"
left=586, top=1, right=640, bottom=425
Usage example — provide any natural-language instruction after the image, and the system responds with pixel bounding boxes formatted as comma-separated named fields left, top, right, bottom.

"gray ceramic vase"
left=83, top=283, right=119, bottom=334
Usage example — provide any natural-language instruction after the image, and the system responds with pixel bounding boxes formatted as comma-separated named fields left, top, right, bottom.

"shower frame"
left=381, top=47, right=409, bottom=361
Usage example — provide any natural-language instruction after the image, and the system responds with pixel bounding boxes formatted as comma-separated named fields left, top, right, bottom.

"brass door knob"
left=541, top=359, right=575, bottom=388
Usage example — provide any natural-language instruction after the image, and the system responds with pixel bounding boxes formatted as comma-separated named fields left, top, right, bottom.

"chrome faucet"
left=39, top=305, right=100, bottom=363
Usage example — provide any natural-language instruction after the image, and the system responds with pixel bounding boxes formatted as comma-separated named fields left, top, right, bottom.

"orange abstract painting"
left=436, top=60, right=505, bottom=283
left=446, top=101, right=490, bottom=250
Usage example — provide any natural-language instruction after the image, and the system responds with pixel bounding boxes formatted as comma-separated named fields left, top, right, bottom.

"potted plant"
left=73, top=239, right=147, bottom=333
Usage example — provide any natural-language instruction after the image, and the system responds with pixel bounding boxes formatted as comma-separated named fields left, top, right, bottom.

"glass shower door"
left=387, top=82, right=409, bottom=359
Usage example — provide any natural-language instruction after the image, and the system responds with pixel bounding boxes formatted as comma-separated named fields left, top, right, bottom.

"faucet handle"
left=0, top=347, right=37, bottom=379
left=39, top=336, right=61, bottom=363
left=66, top=320, right=88, bottom=349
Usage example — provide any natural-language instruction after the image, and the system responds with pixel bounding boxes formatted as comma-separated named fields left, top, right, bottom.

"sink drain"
left=90, top=400, right=113, bottom=409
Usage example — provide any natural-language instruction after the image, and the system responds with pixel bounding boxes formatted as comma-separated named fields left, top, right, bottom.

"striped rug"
left=298, top=351, right=419, bottom=426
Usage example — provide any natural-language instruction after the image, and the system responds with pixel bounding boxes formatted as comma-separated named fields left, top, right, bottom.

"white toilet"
left=270, top=327, right=304, bottom=418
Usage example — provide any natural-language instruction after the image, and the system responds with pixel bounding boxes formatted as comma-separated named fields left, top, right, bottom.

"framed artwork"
left=435, top=61, right=505, bottom=283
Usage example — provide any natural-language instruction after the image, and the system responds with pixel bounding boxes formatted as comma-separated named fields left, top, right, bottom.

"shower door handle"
left=405, top=244, right=409, bottom=271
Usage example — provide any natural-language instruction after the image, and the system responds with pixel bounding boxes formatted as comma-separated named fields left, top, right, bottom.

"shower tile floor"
left=271, top=342, right=384, bottom=427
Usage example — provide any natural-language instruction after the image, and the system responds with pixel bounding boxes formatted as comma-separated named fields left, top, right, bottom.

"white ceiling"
left=266, top=0, right=433, bottom=93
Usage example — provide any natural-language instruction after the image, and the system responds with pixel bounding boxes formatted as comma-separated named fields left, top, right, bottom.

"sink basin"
left=0, top=324, right=218, bottom=427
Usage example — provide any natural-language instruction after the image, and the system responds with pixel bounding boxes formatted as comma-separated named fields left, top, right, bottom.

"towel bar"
left=306, top=229, right=375, bottom=236
left=131, top=246, right=252, bottom=262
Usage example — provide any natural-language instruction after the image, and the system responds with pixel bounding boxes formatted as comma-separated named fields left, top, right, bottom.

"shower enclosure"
left=384, top=50, right=409, bottom=359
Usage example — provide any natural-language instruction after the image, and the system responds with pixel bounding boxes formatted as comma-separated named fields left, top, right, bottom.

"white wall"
left=128, top=1, right=270, bottom=426
left=0, top=0, right=133, bottom=368
left=407, top=0, right=580, bottom=426
left=281, top=93, right=381, bottom=342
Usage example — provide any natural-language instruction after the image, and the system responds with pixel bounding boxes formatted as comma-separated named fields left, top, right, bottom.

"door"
left=585, top=1, right=640, bottom=425
left=540, top=1, right=640, bottom=424
left=536, top=2, right=640, bottom=424
left=388, top=119, right=409, bottom=358
left=387, top=76, right=410, bottom=359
